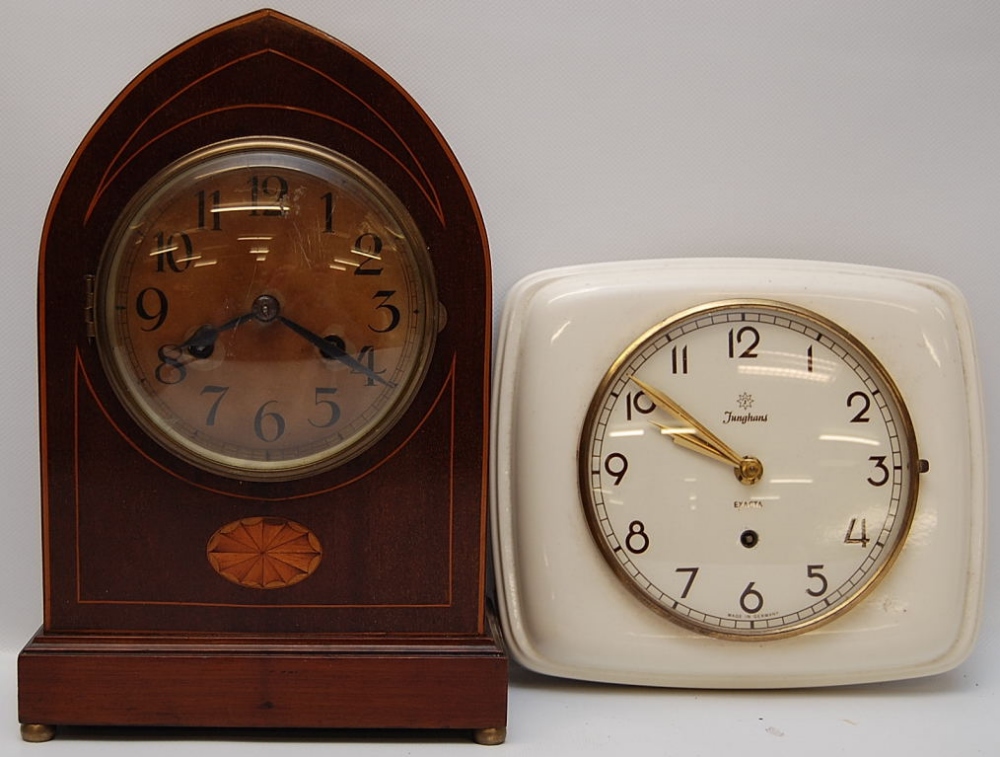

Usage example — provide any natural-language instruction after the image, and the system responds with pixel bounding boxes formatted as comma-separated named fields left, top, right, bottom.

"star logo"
left=737, top=393, right=754, bottom=411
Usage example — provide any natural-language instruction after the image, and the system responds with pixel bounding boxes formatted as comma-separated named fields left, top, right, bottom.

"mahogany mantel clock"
left=18, top=10, right=506, bottom=744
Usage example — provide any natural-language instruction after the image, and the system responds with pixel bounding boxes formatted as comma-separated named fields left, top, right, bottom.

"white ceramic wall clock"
left=491, top=258, right=985, bottom=688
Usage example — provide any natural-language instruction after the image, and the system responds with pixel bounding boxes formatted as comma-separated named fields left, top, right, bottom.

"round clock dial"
left=580, top=300, right=921, bottom=639
left=95, top=137, right=438, bottom=480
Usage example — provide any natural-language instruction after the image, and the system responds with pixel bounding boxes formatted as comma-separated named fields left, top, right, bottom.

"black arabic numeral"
left=806, top=565, right=828, bottom=597
left=369, top=290, right=401, bottom=333
left=197, top=189, right=222, bottom=230
left=155, top=344, right=187, bottom=385
left=135, top=287, right=168, bottom=331
left=253, top=400, right=286, bottom=442
left=320, top=336, right=385, bottom=386
left=672, top=344, right=689, bottom=374
left=154, top=232, right=195, bottom=273
left=625, top=391, right=656, bottom=421
left=728, top=326, right=760, bottom=359
left=309, top=387, right=341, bottom=428
left=356, top=345, right=386, bottom=386
left=844, top=517, right=870, bottom=548
left=847, top=391, right=871, bottom=423
left=740, top=582, right=764, bottom=614
left=200, top=385, right=229, bottom=426
left=322, top=192, right=336, bottom=233
left=867, top=455, right=890, bottom=486
left=352, top=233, right=384, bottom=275
left=604, top=452, right=628, bottom=485
left=625, top=520, right=649, bottom=554
left=250, top=175, right=288, bottom=216
left=676, top=567, right=699, bottom=599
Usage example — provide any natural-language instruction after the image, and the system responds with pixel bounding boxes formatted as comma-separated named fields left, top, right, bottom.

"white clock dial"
left=580, top=300, right=921, bottom=639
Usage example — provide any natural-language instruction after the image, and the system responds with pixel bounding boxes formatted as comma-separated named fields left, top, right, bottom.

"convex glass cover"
left=580, top=300, right=921, bottom=639
left=95, top=138, right=438, bottom=480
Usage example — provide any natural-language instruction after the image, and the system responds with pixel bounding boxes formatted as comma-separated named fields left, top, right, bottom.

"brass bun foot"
left=472, top=726, right=506, bottom=745
left=20, top=723, right=56, bottom=742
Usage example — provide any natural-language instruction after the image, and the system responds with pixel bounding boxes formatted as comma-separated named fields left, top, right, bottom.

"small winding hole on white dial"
left=740, top=529, right=760, bottom=549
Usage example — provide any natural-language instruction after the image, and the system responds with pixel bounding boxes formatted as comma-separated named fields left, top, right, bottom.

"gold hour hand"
left=630, top=375, right=763, bottom=485
left=654, top=422, right=736, bottom=466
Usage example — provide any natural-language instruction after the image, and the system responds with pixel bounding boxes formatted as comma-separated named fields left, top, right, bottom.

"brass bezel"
left=578, top=299, right=920, bottom=641
left=94, top=137, right=439, bottom=481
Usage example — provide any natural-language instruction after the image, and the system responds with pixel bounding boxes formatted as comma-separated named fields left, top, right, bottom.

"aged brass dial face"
left=580, top=300, right=920, bottom=639
left=95, top=137, right=438, bottom=480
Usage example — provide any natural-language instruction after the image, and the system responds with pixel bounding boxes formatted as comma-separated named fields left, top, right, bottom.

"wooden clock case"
left=18, top=9, right=506, bottom=743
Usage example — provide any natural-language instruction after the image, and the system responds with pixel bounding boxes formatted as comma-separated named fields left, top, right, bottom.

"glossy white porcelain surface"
left=491, top=258, right=985, bottom=687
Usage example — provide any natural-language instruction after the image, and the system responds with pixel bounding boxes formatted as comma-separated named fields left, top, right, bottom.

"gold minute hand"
left=630, top=376, right=742, bottom=465
left=630, top=375, right=763, bottom=486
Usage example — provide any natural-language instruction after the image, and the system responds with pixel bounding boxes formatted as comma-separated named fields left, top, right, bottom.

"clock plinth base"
left=17, top=625, right=507, bottom=743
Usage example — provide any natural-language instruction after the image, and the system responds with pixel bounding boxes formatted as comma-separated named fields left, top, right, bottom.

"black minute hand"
left=276, top=315, right=395, bottom=388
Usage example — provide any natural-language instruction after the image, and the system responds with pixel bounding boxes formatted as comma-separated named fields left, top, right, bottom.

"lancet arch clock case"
left=19, top=10, right=506, bottom=742
left=491, top=258, right=985, bottom=688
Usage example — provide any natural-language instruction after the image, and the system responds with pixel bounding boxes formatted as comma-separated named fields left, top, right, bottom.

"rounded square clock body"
left=491, top=258, right=985, bottom=688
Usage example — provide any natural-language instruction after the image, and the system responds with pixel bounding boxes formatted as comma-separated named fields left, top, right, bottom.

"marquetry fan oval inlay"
left=207, top=517, right=322, bottom=589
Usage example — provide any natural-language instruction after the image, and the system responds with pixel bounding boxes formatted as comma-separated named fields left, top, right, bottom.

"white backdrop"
left=1, top=2, right=997, bottom=754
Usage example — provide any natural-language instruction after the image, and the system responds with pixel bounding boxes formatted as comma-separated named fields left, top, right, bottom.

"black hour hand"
left=180, top=312, right=255, bottom=358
